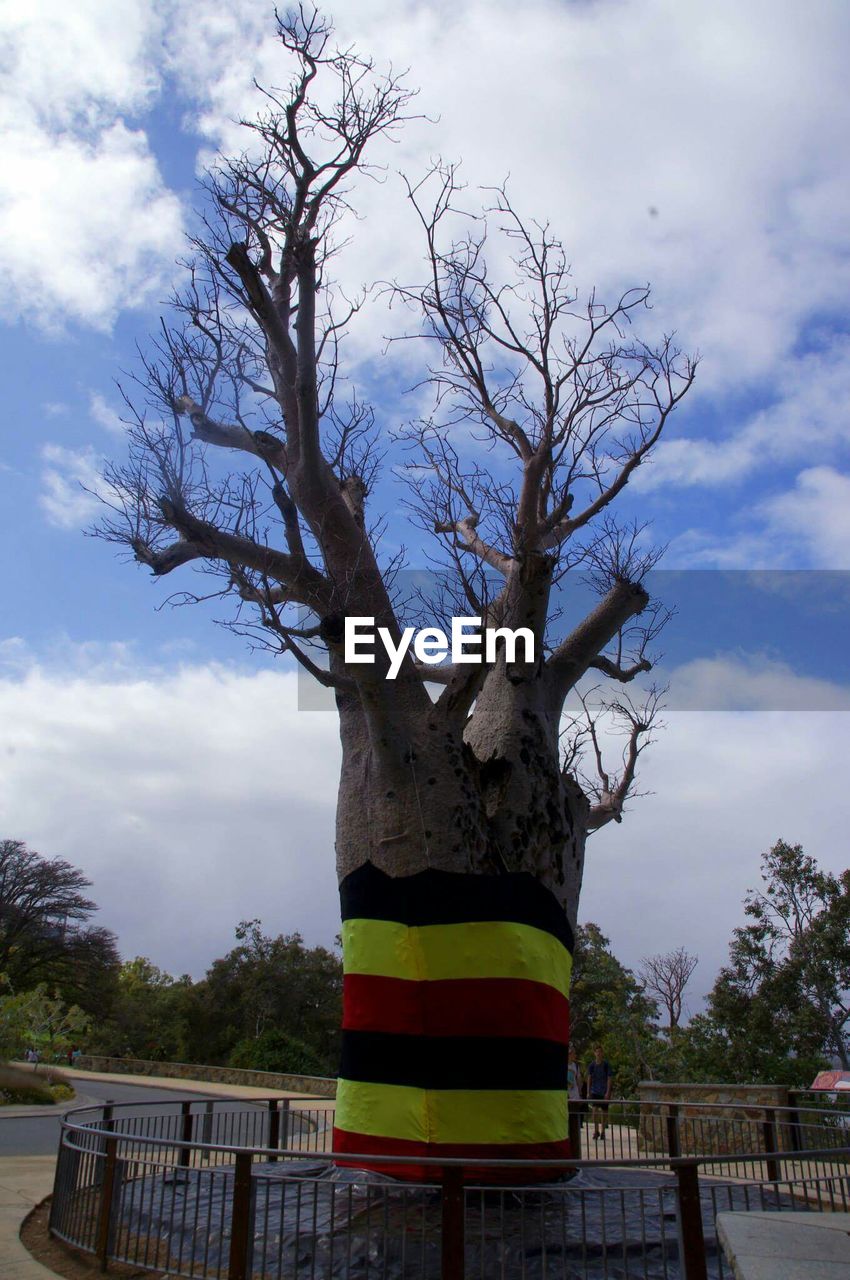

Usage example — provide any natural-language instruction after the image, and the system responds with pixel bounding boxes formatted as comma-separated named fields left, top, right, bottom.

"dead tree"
left=640, top=947, right=699, bottom=1031
left=95, top=9, right=696, bottom=1177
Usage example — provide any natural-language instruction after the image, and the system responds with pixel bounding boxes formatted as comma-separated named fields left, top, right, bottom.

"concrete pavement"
left=0, top=1156, right=60, bottom=1279
left=16, top=1062, right=327, bottom=1103
left=717, top=1211, right=850, bottom=1279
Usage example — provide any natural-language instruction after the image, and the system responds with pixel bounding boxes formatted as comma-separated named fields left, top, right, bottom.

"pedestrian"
left=586, top=1044, right=613, bottom=1141
left=567, top=1045, right=585, bottom=1137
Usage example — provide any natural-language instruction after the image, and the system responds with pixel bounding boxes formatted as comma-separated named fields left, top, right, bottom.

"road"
left=0, top=1078, right=245, bottom=1157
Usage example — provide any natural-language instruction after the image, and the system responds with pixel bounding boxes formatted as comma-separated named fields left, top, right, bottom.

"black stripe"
left=339, top=862, right=574, bottom=953
left=339, top=1030, right=569, bottom=1091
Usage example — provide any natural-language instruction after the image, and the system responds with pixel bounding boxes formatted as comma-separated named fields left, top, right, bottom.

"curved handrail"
left=57, top=1094, right=850, bottom=1172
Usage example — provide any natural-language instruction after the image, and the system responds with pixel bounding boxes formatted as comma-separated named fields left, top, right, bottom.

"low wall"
left=637, top=1082, right=791, bottom=1155
left=75, top=1055, right=338, bottom=1099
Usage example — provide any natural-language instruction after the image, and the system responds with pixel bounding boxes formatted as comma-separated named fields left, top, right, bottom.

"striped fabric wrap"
left=333, top=862, right=574, bottom=1181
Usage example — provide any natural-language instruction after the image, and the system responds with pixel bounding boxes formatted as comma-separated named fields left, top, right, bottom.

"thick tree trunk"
left=332, top=650, right=585, bottom=1181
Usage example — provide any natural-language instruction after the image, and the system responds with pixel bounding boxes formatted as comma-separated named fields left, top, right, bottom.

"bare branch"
left=547, top=578, right=651, bottom=698
left=582, top=689, right=665, bottom=830
left=434, top=514, right=515, bottom=575
left=589, top=656, right=652, bottom=683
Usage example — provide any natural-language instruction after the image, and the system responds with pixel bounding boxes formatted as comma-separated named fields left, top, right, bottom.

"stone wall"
left=637, top=1081, right=792, bottom=1155
left=75, top=1055, right=338, bottom=1099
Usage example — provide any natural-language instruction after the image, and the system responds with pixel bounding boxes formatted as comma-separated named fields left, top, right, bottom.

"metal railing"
left=49, top=1096, right=850, bottom=1279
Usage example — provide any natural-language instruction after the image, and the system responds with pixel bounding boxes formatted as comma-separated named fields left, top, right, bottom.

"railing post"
left=666, top=1103, right=681, bottom=1160
left=761, top=1113, right=780, bottom=1183
left=95, top=1102, right=115, bottom=1187
left=179, top=1100, right=193, bottom=1168
left=227, top=1150, right=254, bottom=1280
left=280, top=1096, right=291, bottom=1150
left=786, top=1092, right=802, bottom=1153
left=568, top=1103, right=582, bottom=1157
left=95, top=1134, right=119, bottom=1272
left=268, top=1099, right=280, bottom=1162
left=441, top=1166, right=465, bottom=1280
left=200, top=1099, right=214, bottom=1161
left=675, top=1159, right=707, bottom=1280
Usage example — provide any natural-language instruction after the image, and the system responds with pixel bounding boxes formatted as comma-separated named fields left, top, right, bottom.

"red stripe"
left=332, top=1127, right=573, bottom=1183
left=342, top=975, right=569, bottom=1042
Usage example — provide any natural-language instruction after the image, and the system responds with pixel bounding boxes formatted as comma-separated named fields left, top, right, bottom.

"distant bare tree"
left=640, top=947, right=699, bottom=1031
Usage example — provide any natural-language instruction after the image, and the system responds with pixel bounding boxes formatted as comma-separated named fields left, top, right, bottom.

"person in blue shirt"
left=586, top=1044, right=613, bottom=1140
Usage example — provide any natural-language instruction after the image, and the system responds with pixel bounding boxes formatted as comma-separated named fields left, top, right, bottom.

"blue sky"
left=1, top=0, right=850, bottom=1014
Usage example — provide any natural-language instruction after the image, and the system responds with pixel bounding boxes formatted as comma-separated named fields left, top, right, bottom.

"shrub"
left=228, top=1029, right=325, bottom=1077
left=0, top=1063, right=75, bottom=1106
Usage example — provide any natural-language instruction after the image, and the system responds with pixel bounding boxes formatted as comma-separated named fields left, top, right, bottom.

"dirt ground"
left=20, top=1199, right=165, bottom=1280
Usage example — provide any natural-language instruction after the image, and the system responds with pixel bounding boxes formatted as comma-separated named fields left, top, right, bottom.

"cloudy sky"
left=2, top=0, right=849, bottom=1013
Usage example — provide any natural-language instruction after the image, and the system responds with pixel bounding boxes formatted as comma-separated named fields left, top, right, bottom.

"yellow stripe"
left=341, top=918, right=571, bottom=997
left=336, top=1079, right=568, bottom=1145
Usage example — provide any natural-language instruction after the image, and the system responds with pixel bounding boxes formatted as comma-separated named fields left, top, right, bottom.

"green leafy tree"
left=0, top=839, right=119, bottom=1011
left=229, top=1028, right=326, bottom=1076
left=188, top=922, right=342, bottom=1072
left=0, top=980, right=90, bottom=1064
left=686, top=840, right=849, bottom=1084
left=570, top=922, right=662, bottom=1095
left=89, top=957, right=193, bottom=1060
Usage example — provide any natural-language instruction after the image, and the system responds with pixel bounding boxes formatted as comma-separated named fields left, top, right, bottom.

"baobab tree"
left=96, top=9, right=695, bottom=1178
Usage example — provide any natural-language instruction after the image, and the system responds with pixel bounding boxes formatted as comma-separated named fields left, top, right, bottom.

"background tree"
left=186, top=921, right=342, bottom=1074
left=679, top=840, right=848, bottom=1085
left=640, top=947, right=698, bottom=1031
left=0, top=980, right=90, bottom=1066
left=93, top=9, right=694, bottom=1170
left=229, top=1028, right=326, bottom=1077
left=741, top=840, right=850, bottom=1069
left=569, top=923, right=662, bottom=1094
left=0, top=840, right=119, bottom=1010
left=88, top=957, right=194, bottom=1061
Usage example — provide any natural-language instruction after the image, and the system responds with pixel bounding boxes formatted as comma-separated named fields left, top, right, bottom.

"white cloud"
left=40, top=444, right=104, bottom=529
left=89, top=393, right=127, bottom=437
left=0, top=0, right=183, bottom=329
left=0, top=646, right=848, bottom=999
left=1, top=0, right=161, bottom=123
left=665, top=653, right=850, bottom=712
left=0, top=659, right=341, bottom=976
left=3, top=0, right=849, bottom=375
left=128, top=0, right=847, bottom=396
left=581, top=656, right=850, bottom=999
left=671, top=465, right=850, bottom=568
left=761, top=467, right=850, bottom=568
left=636, top=338, right=850, bottom=492
left=0, top=122, right=183, bottom=331
left=666, top=530, right=774, bottom=569
left=0, top=637, right=31, bottom=673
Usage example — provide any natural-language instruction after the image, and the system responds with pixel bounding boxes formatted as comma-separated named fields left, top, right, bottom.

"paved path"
left=0, top=1156, right=64, bottom=1279
left=0, top=1067, right=330, bottom=1278
left=718, top=1211, right=850, bottom=1278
